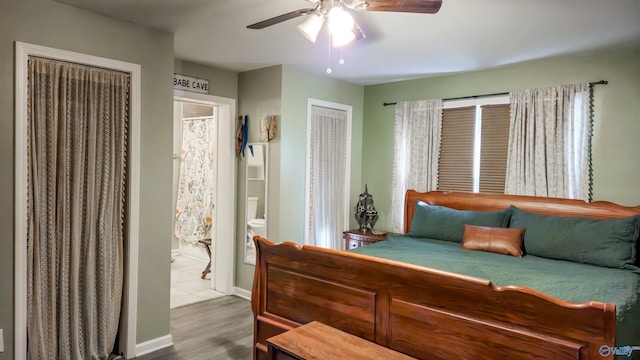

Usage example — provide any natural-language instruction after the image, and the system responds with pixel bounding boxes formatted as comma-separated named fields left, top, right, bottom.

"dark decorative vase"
left=354, top=185, right=378, bottom=232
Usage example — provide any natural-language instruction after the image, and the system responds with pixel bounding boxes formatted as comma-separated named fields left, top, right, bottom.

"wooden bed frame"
left=251, top=191, right=640, bottom=360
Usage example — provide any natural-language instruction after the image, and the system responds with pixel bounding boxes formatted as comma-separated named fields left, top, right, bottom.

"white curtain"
left=175, top=117, right=217, bottom=244
left=505, top=83, right=590, bottom=200
left=27, top=57, right=128, bottom=359
left=306, top=106, right=349, bottom=249
left=391, top=100, right=443, bottom=233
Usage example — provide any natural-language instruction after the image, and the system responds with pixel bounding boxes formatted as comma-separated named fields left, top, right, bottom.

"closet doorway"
left=171, top=91, right=236, bottom=309
left=303, top=99, right=352, bottom=250
left=14, top=42, right=141, bottom=359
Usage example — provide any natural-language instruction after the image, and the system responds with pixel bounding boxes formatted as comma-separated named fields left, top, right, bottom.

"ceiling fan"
left=247, top=0, right=442, bottom=73
left=247, top=0, right=442, bottom=40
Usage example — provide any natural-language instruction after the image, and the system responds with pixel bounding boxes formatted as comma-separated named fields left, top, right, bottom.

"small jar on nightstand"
left=343, top=229, right=391, bottom=249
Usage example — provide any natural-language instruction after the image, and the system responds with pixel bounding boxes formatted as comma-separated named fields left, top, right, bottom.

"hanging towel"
left=260, top=116, right=269, bottom=142
left=268, top=115, right=277, bottom=141
left=235, top=115, right=243, bottom=156
left=241, top=115, right=249, bottom=157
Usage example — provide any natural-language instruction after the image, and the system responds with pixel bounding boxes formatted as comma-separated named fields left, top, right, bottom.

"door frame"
left=173, top=90, right=237, bottom=295
left=14, top=42, right=142, bottom=358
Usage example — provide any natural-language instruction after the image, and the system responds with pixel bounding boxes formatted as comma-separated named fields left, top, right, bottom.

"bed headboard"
left=403, top=190, right=640, bottom=267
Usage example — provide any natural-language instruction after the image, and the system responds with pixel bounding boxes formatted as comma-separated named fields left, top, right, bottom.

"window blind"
left=438, top=106, right=476, bottom=192
left=479, top=104, right=510, bottom=193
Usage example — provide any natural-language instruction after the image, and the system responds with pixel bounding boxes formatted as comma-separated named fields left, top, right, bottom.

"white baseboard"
left=180, top=252, right=209, bottom=263
left=135, top=334, right=174, bottom=357
left=234, top=287, right=251, bottom=301
left=179, top=242, right=209, bottom=262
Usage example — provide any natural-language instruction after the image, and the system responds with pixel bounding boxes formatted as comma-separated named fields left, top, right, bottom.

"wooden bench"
left=266, top=321, right=416, bottom=360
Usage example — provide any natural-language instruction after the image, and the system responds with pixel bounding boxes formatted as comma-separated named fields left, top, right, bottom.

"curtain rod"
left=382, top=80, right=608, bottom=107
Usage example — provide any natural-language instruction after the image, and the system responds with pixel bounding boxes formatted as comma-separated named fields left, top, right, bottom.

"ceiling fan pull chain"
left=326, top=32, right=333, bottom=74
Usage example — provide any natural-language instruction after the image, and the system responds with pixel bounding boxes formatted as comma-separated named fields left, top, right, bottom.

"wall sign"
left=173, top=74, right=209, bottom=94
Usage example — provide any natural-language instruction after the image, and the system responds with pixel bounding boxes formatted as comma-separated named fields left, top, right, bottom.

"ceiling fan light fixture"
left=297, top=12, right=325, bottom=43
left=353, top=21, right=366, bottom=41
left=328, top=6, right=356, bottom=47
left=328, top=6, right=354, bottom=35
left=332, top=30, right=356, bottom=47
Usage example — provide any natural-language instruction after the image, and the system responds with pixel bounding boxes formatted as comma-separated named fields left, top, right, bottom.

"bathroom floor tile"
left=174, top=278, right=211, bottom=293
left=193, top=289, right=225, bottom=300
left=170, top=254, right=217, bottom=309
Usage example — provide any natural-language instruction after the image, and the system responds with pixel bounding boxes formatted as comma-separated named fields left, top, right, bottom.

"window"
left=438, top=97, right=510, bottom=194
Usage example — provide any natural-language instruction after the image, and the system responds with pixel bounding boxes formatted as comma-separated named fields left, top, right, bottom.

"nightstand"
left=343, top=229, right=391, bottom=249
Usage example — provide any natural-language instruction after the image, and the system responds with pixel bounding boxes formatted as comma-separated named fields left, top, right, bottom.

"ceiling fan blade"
left=247, top=8, right=317, bottom=29
left=365, top=0, right=442, bottom=14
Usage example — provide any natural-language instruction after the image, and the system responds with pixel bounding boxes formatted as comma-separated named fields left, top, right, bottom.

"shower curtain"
left=175, top=117, right=217, bottom=244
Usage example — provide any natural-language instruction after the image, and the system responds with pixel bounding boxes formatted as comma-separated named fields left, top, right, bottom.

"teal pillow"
left=408, top=201, right=511, bottom=243
left=509, top=206, right=640, bottom=270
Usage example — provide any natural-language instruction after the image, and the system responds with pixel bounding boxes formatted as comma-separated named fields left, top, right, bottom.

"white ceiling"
left=56, top=0, right=640, bottom=85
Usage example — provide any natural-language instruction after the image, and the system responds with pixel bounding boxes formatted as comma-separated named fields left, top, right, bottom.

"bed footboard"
left=251, top=237, right=615, bottom=360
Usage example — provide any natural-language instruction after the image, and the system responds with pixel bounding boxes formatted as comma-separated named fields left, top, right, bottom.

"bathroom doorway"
left=170, top=91, right=236, bottom=309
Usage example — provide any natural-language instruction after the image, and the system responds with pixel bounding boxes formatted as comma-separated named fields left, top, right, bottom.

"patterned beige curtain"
left=505, top=83, right=590, bottom=200
left=27, top=57, right=129, bottom=359
left=175, top=117, right=216, bottom=244
left=391, top=100, right=443, bottom=233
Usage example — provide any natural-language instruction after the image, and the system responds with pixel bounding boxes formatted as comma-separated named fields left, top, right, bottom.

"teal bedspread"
left=350, top=235, right=640, bottom=346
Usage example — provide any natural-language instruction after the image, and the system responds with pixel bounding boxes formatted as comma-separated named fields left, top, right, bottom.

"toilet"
left=247, top=197, right=258, bottom=221
left=247, top=197, right=266, bottom=241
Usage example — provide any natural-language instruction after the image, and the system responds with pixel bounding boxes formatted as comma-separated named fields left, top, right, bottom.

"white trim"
left=472, top=105, right=482, bottom=193
left=303, top=99, right=353, bottom=249
left=233, top=287, right=252, bottom=301
left=443, top=95, right=510, bottom=109
left=135, top=334, right=174, bottom=357
left=14, top=42, right=28, bottom=360
left=182, top=115, right=215, bottom=121
left=173, top=90, right=237, bottom=296
left=14, top=41, right=141, bottom=359
left=171, top=248, right=182, bottom=258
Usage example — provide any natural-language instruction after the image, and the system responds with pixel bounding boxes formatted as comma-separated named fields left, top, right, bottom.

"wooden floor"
left=137, top=296, right=253, bottom=360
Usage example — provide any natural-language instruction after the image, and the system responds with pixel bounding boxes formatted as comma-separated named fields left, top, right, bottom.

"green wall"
left=280, top=65, right=365, bottom=243
left=174, top=59, right=239, bottom=100
left=234, top=65, right=365, bottom=291
left=363, top=49, right=640, bottom=231
left=236, top=65, right=283, bottom=291
left=0, top=0, right=174, bottom=357
left=4, top=1, right=637, bottom=354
